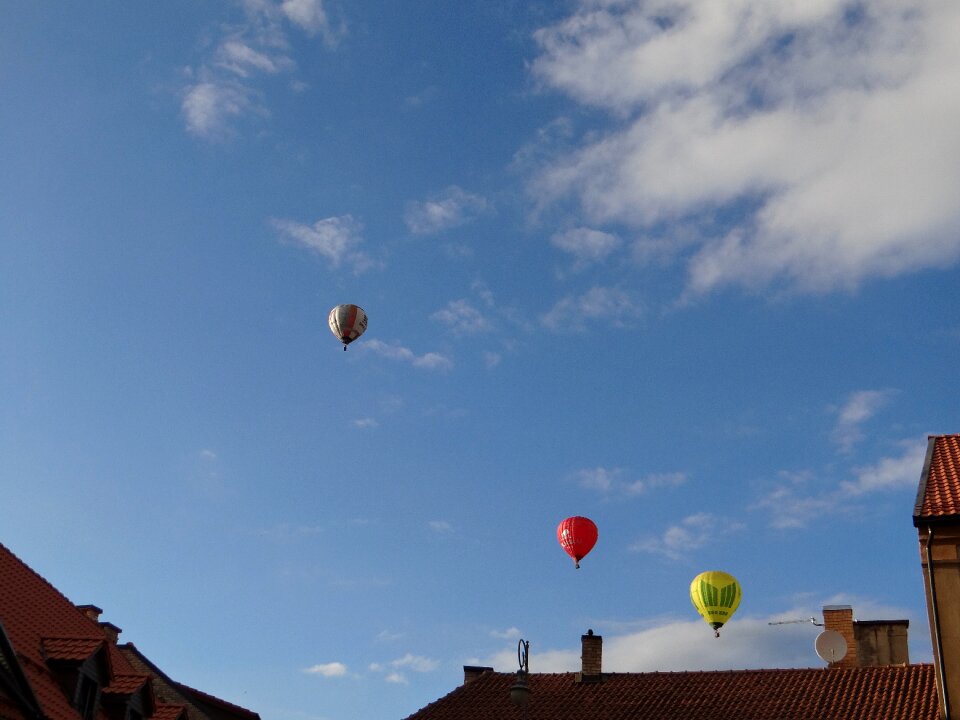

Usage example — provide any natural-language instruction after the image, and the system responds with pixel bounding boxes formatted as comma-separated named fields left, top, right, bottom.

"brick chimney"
left=462, top=666, right=492, bottom=685
left=99, top=622, right=122, bottom=644
left=854, top=620, right=909, bottom=666
left=578, top=629, right=602, bottom=682
left=822, top=606, right=858, bottom=669
left=76, top=604, right=103, bottom=623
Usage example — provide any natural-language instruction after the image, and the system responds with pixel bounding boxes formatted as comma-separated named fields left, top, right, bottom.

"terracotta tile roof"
left=151, top=704, right=189, bottom=720
left=119, top=644, right=261, bottom=720
left=403, top=666, right=938, bottom=720
left=41, top=637, right=105, bottom=662
left=0, top=543, right=118, bottom=720
left=102, top=673, right=151, bottom=695
left=0, top=543, right=258, bottom=720
left=914, top=435, right=960, bottom=520
left=172, top=682, right=262, bottom=720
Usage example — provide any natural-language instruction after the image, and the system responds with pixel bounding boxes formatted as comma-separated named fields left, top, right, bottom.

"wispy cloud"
left=489, top=627, right=522, bottom=640
left=551, top=227, right=622, bottom=270
left=432, top=299, right=492, bottom=335
left=303, top=662, right=348, bottom=677
left=364, top=339, right=453, bottom=370
left=272, top=215, right=375, bottom=272
left=371, top=653, right=439, bottom=684
left=631, top=512, right=744, bottom=560
left=181, top=78, right=261, bottom=140
left=577, top=467, right=686, bottom=496
left=542, top=286, right=642, bottom=331
left=831, top=389, right=896, bottom=452
left=428, top=520, right=453, bottom=533
left=181, top=0, right=343, bottom=140
left=404, top=186, right=490, bottom=235
left=528, top=0, right=960, bottom=295
left=754, top=439, right=928, bottom=528
left=352, top=417, right=378, bottom=429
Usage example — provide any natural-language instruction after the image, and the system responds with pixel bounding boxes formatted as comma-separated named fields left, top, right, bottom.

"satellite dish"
left=815, top=630, right=848, bottom=663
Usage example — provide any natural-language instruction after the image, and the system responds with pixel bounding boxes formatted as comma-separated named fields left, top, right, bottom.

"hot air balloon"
left=690, top=570, right=742, bottom=638
left=328, top=304, right=368, bottom=350
left=557, top=516, right=598, bottom=569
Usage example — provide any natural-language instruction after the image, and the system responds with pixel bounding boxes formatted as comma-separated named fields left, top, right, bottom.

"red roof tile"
left=41, top=637, right=105, bottom=662
left=0, top=542, right=260, bottom=720
left=151, top=704, right=188, bottom=720
left=914, top=435, right=960, bottom=520
left=102, top=673, right=151, bottom=695
left=404, top=666, right=938, bottom=720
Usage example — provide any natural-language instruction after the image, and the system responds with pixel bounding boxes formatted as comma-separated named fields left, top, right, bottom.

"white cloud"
left=181, top=81, right=254, bottom=139
left=217, top=39, right=292, bottom=76
left=390, top=654, right=439, bottom=673
left=529, top=0, right=960, bottom=295
left=551, top=227, right=621, bottom=268
left=841, top=440, right=928, bottom=496
left=281, top=0, right=339, bottom=45
left=352, top=417, right=378, bottom=429
left=303, top=662, right=348, bottom=677
left=364, top=339, right=453, bottom=370
left=272, top=215, right=374, bottom=272
left=542, top=286, right=642, bottom=331
left=578, top=467, right=686, bottom=495
left=404, top=186, right=490, bottom=235
left=490, top=627, right=522, bottom=640
left=480, top=600, right=926, bottom=674
left=754, top=438, right=928, bottom=527
left=385, top=672, right=406, bottom=684
left=632, top=512, right=743, bottom=559
left=753, top=484, right=836, bottom=530
left=831, top=389, right=896, bottom=452
left=432, top=300, right=492, bottom=334
left=428, top=520, right=453, bottom=533
left=180, top=0, right=343, bottom=139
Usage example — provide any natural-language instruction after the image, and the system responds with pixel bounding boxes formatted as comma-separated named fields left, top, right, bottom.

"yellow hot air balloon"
left=690, top=571, right=742, bottom=638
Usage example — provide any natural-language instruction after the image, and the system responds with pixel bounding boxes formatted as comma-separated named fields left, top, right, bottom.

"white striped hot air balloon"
left=328, top=304, right=368, bottom=350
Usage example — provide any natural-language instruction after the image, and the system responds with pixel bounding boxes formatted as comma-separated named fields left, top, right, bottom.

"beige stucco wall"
left=919, top=524, right=960, bottom=720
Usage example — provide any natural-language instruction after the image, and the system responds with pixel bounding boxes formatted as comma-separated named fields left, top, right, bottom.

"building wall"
left=918, top=523, right=960, bottom=720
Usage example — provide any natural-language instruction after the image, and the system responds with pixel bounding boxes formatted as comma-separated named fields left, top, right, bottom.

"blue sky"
left=2, top=1, right=959, bottom=719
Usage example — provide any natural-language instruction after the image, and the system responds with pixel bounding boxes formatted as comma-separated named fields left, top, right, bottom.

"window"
left=75, top=674, right=99, bottom=720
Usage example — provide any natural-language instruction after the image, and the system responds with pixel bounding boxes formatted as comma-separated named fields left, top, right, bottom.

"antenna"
left=815, top=630, right=848, bottom=664
left=767, top=617, right=823, bottom=627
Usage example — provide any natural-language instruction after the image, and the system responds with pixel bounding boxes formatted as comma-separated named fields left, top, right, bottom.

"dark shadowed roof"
left=914, top=434, right=960, bottom=522
left=403, top=666, right=938, bottom=720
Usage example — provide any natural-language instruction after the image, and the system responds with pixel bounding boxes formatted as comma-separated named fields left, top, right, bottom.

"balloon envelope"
left=328, top=304, right=368, bottom=348
left=690, top=571, right=742, bottom=636
left=557, top=516, right=598, bottom=568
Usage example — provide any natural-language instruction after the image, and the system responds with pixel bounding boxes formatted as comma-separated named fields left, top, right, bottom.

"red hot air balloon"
left=557, top=516, right=598, bottom=569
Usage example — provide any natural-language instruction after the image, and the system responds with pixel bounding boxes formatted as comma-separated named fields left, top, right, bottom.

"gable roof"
left=0, top=542, right=258, bottom=720
left=118, top=644, right=260, bottom=720
left=403, top=666, right=938, bottom=720
left=0, top=542, right=116, bottom=720
left=913, top=434, right=960, bottom=523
